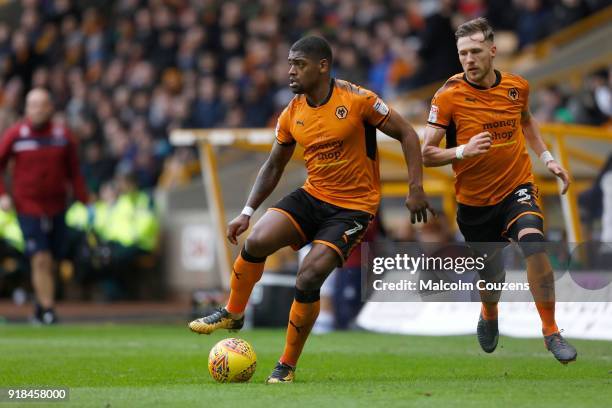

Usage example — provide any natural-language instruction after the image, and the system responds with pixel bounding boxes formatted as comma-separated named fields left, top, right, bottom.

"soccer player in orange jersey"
left=189, top=36, right=434, bottom=382
left=422, top=18, right=577, bottom=364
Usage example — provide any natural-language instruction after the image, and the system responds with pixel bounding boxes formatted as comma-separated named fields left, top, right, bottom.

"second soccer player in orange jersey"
left=422, top=17, right=577, bottom=364
left=189, top=36, right=433, bottom=383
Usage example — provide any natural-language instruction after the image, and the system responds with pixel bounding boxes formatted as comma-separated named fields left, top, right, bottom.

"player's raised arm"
left=378, top=108, right=434, bottom=223
left=422, top=125, right=492, bottom=167
left=226, top=141, right=296, bottom=244
left=521, top=108, right=570, bottom=194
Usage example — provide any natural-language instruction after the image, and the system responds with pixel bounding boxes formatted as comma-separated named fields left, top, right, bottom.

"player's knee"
left=244, top=228, right=273, bottom=258
left=32, top=251, right=53, bottom=269
left=518, top=232, right=546, bottom=258
left=508, top=214, right=546, bottom=258
left=507, top=214, right=543, bottom=242
left=296, top=262, right=328, bottom=291
left=238, top=246, right=267, bottom=264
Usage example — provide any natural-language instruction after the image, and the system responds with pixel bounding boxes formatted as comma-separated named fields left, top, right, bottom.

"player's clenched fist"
left=463, top=132, right=492, bottom=157
left=226, top=214, right=250, bottom=245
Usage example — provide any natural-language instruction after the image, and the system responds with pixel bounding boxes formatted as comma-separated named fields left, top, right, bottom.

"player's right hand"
left=226, top=214, right=250, bottom=245
left=464, top=132, right=492, bottom=158
left=0, top=194, right=12, bottom=212
left=405, top=186, right=436, bottom=224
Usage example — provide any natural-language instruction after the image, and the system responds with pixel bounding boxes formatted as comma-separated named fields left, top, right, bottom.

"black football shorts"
left=457, top=183, right=543, bottom=243
left=270, top=188, right=373, bottom=265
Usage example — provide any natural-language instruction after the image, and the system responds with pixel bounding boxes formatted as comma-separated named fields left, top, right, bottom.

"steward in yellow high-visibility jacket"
left=0, top=209, right=24, bottom=253
left=98, top=190, right=160, bottom=252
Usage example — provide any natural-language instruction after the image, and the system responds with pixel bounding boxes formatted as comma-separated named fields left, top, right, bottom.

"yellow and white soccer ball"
left=208, top=338, right=257, bottom=383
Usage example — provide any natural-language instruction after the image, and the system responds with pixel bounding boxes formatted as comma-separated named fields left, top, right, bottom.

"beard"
left=289, top=82, right=304, bottom=94
left=470, top=63, right=492, bottom=83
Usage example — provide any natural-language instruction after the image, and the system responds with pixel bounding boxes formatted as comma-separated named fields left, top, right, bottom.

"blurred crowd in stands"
left=532, top=70, right=611, bottom=126
left=0, top=0, right=609, bottom=187
left=0, top=0, right=610, bottom=303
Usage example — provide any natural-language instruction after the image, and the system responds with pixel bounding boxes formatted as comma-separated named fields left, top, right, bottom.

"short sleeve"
left=361, top=89, right=391, bottom=128
left=521, top=77, right=530, bottom=112
left=275, top=106, right=295, bottom=145
left=427, top=89, right=453, bottom=129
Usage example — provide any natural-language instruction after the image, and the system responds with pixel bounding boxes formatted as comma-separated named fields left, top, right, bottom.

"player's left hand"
left=547, top=160, right=570, bottom=194
left=405, top=186, right=436, bottom=224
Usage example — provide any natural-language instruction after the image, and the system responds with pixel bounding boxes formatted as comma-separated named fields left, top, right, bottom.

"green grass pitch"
left=0, top=324, right=610, bottom=407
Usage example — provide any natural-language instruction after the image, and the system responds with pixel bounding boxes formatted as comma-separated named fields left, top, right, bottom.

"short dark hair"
left=290, top=36, right=333, bottom=65
left=455, top=17, right=494, bottom=42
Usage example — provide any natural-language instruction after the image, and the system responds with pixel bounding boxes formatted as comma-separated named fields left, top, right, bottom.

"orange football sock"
left=225, top=250, right=265, bottom=315
left=481, top=302, right=498, bottom=320
left=536, top=301, right=558, bottom=336
left=525, top=253, right=559, bottom=336
left=280, top=299, right=320, bottom=367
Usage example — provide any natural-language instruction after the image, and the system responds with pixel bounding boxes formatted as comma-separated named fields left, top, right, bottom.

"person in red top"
left=0, top=88, right=88, bottom=324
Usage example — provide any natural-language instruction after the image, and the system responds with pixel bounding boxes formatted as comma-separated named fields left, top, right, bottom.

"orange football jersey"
left=275, top=79, right=391, bottom=215
left=428, top=70, right=534, bottom=206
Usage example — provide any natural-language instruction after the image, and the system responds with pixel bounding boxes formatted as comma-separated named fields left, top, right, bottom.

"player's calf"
left=189, top=246, right=265, bottom=334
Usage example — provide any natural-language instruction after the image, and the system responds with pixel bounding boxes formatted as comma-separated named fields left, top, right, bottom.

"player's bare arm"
left=379, top=108, right=434, bottom=223
left=226, top=142, right=296, bottom=244
left=521, top=109, right=570, bottom=194
left=422, top=125, right=492, bottom=167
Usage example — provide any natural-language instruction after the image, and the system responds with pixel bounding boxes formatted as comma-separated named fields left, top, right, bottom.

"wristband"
left=539, top=150, right=554, bottom=164
left=241, top=206, right=254, bottom=217
left=455, top=144, right=465, bottom=160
